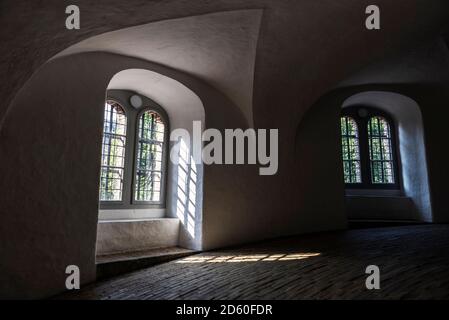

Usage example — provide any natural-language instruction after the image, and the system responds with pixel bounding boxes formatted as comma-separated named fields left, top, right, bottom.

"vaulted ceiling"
left=1, top=0, right=449, bottom=129
left=55, top=10, right=262, bottom=125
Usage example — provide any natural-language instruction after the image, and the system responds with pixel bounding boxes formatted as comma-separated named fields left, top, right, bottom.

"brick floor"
left=61, top=225, right=449, bottom=299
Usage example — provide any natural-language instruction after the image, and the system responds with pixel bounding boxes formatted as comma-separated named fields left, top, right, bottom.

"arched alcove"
left=342, top=91, right=432, bottom=222
left=99, top=69, right=205, bottom=251
left=0, top=50, right=241, bottom=299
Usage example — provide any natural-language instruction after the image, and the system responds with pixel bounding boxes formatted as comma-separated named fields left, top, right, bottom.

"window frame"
left=131, top=107, right=169, bottom=207
left=340, top=116, right=362, bottom=184
left=99, top=91, right=169, bottom=210
left=341, top=106, right=401, bottom=190
left=99, top=100, right=129, bottom=205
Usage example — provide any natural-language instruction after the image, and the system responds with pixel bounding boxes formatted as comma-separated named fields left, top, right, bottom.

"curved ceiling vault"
left=108, top=68, right=205, bottom=130
left=55, top=9, right=263, bottom=126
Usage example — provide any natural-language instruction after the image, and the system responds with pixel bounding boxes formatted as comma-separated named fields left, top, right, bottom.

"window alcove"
left=341, top=91, right=432, bottom=223
left=341, top=106, right=400, bottom=190
left=96, top=69, right=205, bottom=263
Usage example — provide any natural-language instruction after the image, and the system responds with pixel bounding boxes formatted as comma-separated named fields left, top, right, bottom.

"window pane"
left=340, top=116, right=362, bottom=183
left=135, top=111, right=165, bottom=202
left=368, top=116, right=395, bottom=184
left=100, top=101, right=127, bottom=201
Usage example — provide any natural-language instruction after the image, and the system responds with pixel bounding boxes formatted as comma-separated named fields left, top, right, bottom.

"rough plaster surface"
left=58, top=10, right=262, bottom=126
left=1, top=1, right=449, bottom=299
left=338, top=38, right=449, bottom=87
left=108, top=69, right=205, bottom=131
left=0, top=51, right=245, bottom=299
left=96, top=219, right=180, bottom=255
left=99, top=209, right=165, bottom=220
left=2, top=0, right=449, bottom=124
left=346, top=196, right=418, bottom=221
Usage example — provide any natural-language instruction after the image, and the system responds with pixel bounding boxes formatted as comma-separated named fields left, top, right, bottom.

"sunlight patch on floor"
left=176, top=252, right=321, bottom=264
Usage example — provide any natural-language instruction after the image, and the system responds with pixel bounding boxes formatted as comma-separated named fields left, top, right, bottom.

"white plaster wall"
left=99, top=209, right=165, bottom=220
left=2, top=2, right=447, bottom=299
left=0, top=51, right=244, bottom=299
left=56, top=10, right=263, bottom=126
left=96, top=219, right=180, bottom=255
left=346, top=196, right=418, bottom=220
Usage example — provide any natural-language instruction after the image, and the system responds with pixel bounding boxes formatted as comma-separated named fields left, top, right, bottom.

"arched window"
left=135, top=111, right=166, bottom=203
left=100, top=101, right=127, bottom=201
left=340, top=107, right=399, bottom=189
left=367, top=116, right=395, bottom=184
left=99, top=93, right=169, bottom=209
left=341, top=116, right=362, bottom=183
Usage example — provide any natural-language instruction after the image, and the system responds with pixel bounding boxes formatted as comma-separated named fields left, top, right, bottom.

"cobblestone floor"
left=62, top=225, right=449, bottom=300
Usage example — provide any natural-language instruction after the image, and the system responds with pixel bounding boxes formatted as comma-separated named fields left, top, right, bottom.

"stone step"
left=96, top=247, right=197, bottom=280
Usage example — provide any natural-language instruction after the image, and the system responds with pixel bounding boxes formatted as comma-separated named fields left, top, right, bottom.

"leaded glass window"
left=368, top=116, right=395, bottom=184
left=100, top=101, right=127, bottom=201
left=340, top=107, right=399, bottom=189
left=99, top=93, right=169, bottom=209
left=134, top=111, right=165, bottom=202
left=341, top=116, right=362, bottom=183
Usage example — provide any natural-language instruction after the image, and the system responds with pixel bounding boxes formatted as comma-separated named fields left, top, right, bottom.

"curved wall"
left=1, top=2, right=449, bottom=299
left=55, top=9, right=263, bottom=127
left=0, top=52, right=246, bottom=299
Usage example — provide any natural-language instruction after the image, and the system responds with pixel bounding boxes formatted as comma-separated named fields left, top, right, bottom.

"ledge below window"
left=99, top=208, right=165, bottom=221
left=345, top=194, right=419, bottom=221
left=345, top=188, right=403, bottom=197
left=96, top=218, right=180, bottom=256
